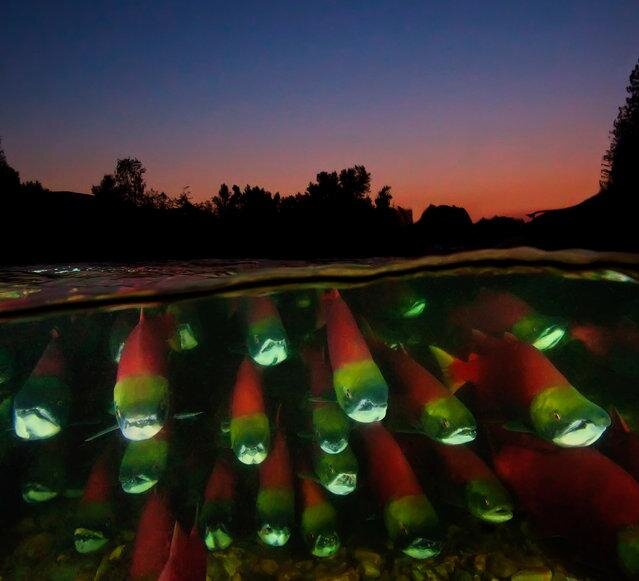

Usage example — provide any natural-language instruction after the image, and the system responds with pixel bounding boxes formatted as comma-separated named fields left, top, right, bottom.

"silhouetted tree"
left=92, top=157, right=147, bottom=206
left=601, top=59, right=639, bottom=196
left=212, top=183, right=233, bottom=219
left=115, top=157, right=146, bottom=206
left=0, top=139, right=20, bottom=195
left=374, top=185, right=393, bottom=210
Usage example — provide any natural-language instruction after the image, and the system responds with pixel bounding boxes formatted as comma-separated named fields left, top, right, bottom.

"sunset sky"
left=2, top=1, right=638, bottom=220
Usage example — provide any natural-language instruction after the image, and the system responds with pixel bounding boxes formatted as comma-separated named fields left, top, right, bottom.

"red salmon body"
left=158, top=523, right=207, bottom=581
left=205, top=456, right=236, bottom=502
left=130, top=493, right=174, bottom=580
left=260, top=430, right=292, bottom=490
left=360, top=423, right=423, bottom=504
left=117, top=313, right=170, bottom=380
left=430, top=441, right=494, bottom=485
left=246, top=296, right=279, bottom=325
left=442, top=334, right=570, bottom=411
left=373, top=342, right=450, bottom=417
left=81, top=449, right=113, bottom=504
left=301, top=472, right=328, bottom=508
left=494, top=442, right=639, bottom=552
left=322, top=290, right=374, bottom=371
left=231, top=359, right=266, bottom=418
left=33, top=330, right=65, bottom=378
left=449, top=290, right=532, bottom=337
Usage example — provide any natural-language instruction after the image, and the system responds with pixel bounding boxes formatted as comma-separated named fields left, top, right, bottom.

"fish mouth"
left=439, top=426, right=477, bottom=445
left=235, top=442, right=268, bottom=465
left=120, top=473, right=158, bottom=494
left=116, top=412, right=165, bottom=441
left=311, top=531, right=341, bottom=557
left=258, top=524, right=291, bottom=547
left=73, top=528, right=109, bottom=554
left=325, top=471, right=357, bottom=495
left=14, top=406, right=60, bottom=440
left=319, top=437, right=349, bottom=455
left=480, top=506, right=514, bottom=523
left=204, top=524, right=233, bottom=551
left=552, top=419, right=607, bottom=447
left=251, top=338, right=288, bottom=367
left=22, top=483, right=58, bottom=503
left=401, top=537, right=442, bottom=560
left=346, top=398, right=387, bottom=423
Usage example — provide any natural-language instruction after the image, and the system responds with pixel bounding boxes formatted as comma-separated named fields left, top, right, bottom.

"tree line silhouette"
left=1, top=58, right=637, bottom=264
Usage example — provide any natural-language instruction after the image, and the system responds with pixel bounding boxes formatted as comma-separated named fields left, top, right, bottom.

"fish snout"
left=481, top=505, right=514, bottom=523
left=236, top=441, right=268, bottom=465
left=439, top=425, right=477, bottom=445
left=258, top=524, right=291, bottom=547
left=325, top=471, right=357, bottom=495
left=552, top=417, right=608, bottom=447
left=204, top=524, right=233, bottom=551
left=73, top=528, right=109, bottom=554
left=401, top=536, right=442, bottom=560
left=311, top=531, right=341, bottom=557
left=14, top=406, right=61, bottom=440
left=320, top=437, right=349, bottom=455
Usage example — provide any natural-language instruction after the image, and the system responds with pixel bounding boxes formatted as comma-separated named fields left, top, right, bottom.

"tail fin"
left=429, top=346, right=476, bottom=392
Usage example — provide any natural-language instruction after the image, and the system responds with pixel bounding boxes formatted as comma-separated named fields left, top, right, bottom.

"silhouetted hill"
left=415, top=204, right=472, bottom=247
left=528, top=190, right=638, bottom=250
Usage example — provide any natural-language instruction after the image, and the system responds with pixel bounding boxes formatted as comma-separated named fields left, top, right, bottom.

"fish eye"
left=482, top=497, right=490, bottom=508
left=344, top=389, right=352, bottom=400
left=552, top=410, right=561, bottom=421
left=441, top=418, right=450, bottom=429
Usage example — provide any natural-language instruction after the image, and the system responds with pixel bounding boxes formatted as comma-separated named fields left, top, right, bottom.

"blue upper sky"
left=2, top=1, right=638, bottom=217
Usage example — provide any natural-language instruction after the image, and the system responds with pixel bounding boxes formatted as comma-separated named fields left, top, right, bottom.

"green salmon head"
left=512, top=314, right=568, bottom=351
left=13, top=377, right=71, bottom=440
left=464, top=479, right=514, bottom=523
left=618, top=525, right=639, bottom=577
left=230, top=413, right=270, bottom=465
left=204, top=524, right=233, bottom=551
left=529, top=385, right=610, bottom=447
left=113, top=375, right=169, bottom=441
left=334, top=360, right=388, bottom=423
left=401, top=297, right=427, bottom=319
left=313, top=403, right=350, bottom=454
left=119, top=438, right=168, bottom=494
left=384, top=494, right=442, bottom=560
left=420, top=396, right=477, bottom=445
left=201, top=500, right=234, bottom=551
left=314, top=445, right=358, bottom=495
left=247, top=318, right=289, bottom=367
left=170, top=322, right=200, bottom=352
left=257, top=488, right=294, bottom=547
left=302, top=501, right=341, bottom=558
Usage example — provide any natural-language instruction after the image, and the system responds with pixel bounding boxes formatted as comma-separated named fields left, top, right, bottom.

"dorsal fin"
left=610, top=406, right=631, bottom=433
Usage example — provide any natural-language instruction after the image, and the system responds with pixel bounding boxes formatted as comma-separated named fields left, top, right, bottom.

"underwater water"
left=1, top=250, right=639, bottom=580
